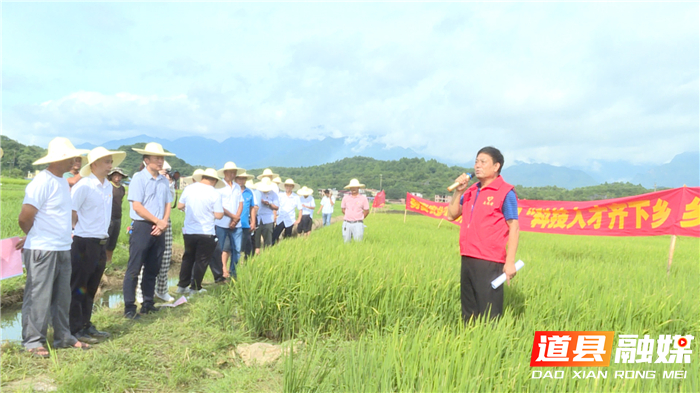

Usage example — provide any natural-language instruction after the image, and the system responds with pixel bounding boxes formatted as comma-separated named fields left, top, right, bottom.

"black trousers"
left=271, top=222, right=294, bottom=245
left=179, top=234, right=217, bottom=290
left=123, top=221, right=165, bottom=312
left=461, top=256, right=504, bottom=322
left=69, top=236, right=107, bottom=334
left=240, top=228, right=252, bottom=259
left=209, top=240, right=224, bottom=282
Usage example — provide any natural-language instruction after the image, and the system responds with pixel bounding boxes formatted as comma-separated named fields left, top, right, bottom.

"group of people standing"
left=16, top=137, right=378, bottom=357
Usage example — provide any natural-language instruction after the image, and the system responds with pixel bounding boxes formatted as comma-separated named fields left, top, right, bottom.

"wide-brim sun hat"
left=108, top=167, right=129, bottom=178
left=33, top=137, right=89, bottom=166
left=344, top=179, right=366, bottom=189
left=132, top=142, right=176, bottom=156
left=217, top=161, right=246, bottom=177
left=234, top=170, right=254, bottom=180
left=256, top=177, right=275, bottom=193
left=256, top=168, right=279, bottom=180
left=192, top=168, right=225, bottom=189
left=245, top=180, right=256, bottom=190
left=163, top=160, right=172, bottom=171
left=272, top=176, right=283, bottom=184
left=297, top=186, right=313, bottom=197
left=79, top=147, right=127, bottom=177
left=281, top=178, right=300, bottom=191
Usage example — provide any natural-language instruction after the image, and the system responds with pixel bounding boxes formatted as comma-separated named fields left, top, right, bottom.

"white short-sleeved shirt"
left=320, top=196, right=335, bottom=214
left=215, top=181, right=242, bottom=228
left=276, top=192, right=301, bottom=226
left=180, top=182, right=224, bottom=235
left=22, top=170, right=73, bottom=251
left=299, top=196, right=316, bottom=217
left=72, top=174, right=112, bottom=239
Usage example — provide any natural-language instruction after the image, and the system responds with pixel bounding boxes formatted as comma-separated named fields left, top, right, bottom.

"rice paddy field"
left=1, top=177, right=698, bottom=392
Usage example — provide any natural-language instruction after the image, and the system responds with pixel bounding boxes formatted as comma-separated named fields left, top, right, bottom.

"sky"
left=2, top=2, right=698, bottom=167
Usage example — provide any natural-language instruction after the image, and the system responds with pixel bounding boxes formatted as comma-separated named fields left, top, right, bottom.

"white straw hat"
left=272, top=176, right=282, bottom=184
left=131, top=142, right=176, bottom=156
left=163, top=160, right=172, bottom=171
left=245, top=180, right=256, bottom=190
left=192, top=168, right=225, bottom=189
left=297, top=186, right=313, bottom=196
left=235, top=171, right=254, bottom=180
left=217, top=161, right=246, bottom=177
left=256, top=168, right=279, bottom=180
left=33, top=137, right=89, bottom=165
left=281, top=178, right=300, bottom=191
left=192, top=169, right=205, bottom=178
left=256, top=177, right=275, bottom=192
left=344, top=179, right=365, bottom=189
left=79, top=147, right=127, bottom=177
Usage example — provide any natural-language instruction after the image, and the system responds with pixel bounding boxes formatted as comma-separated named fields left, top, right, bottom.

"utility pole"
left=380, top=174, right=382, bottom=190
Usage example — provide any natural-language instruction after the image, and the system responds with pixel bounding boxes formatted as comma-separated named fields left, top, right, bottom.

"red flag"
left=373, top=190, right=386, bottom=208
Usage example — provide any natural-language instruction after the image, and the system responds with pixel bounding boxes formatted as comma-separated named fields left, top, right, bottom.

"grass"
left=1, top=180, right=698, bottom=392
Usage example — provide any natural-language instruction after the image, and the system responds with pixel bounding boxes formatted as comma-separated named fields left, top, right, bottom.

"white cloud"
left=2, top=3, right=698, bottom=167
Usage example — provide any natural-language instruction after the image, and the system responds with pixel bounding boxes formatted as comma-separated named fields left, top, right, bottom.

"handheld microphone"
left=447, top=172, right=475, bottom=192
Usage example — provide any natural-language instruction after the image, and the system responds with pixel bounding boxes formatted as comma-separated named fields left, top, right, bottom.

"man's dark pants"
left=209, top=239, right=225, bottom=282
left=460, top=256, right=504, bottom=322
left=123, top=221, right=165, bottom=313
left=178, top=234, right=217, bottom=290
left=271, top=222, right=294, bottom=245
left=70, top=236, right=107, bottom=334
left=240, top=228, right=252, bottom=259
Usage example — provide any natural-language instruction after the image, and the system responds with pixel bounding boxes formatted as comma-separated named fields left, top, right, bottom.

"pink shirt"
left=341, top=194, right=369, bottom=221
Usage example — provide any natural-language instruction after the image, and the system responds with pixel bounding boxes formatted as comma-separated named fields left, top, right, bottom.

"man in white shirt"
left=176, top=168, right=224, bottom=293
left=17, top=137, right=90, bottom=357
left=318, top=189, right=335, bottom=226
left=70, top=147, right=126, bottom=343
left=214, top=162, right=244, bottom=279
left=272, top=179, right=302, bottom=245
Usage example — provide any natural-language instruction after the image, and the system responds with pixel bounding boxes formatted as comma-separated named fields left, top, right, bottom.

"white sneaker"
left=195, top=288, right=207, bottom=294
left=175, top=286, right=190, bottom=294
left=136, top=293, right=143, bottom=304
left=155, top=292, right=175, bottom=302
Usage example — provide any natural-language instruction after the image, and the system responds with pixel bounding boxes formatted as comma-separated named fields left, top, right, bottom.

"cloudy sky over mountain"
left=3, top=2, right=698, bottom=167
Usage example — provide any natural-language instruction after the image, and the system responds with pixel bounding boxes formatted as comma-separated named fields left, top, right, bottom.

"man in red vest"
left=447, top=146, right=520, bottom=322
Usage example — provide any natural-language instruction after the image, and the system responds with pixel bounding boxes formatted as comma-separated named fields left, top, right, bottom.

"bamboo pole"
left=667, top=235, right=677, bottom=276
left=438, top=219, right=444, bottom=228
left=404, top=206, right=407, bottom=223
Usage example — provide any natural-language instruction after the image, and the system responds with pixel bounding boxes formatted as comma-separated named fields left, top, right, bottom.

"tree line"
left=1, top=136, right=656, bottom=201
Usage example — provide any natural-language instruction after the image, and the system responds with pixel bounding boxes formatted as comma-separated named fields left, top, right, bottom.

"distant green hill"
left=249, top=156, right=474, bottom=200
left=0, top=135, right=47, bottom=178
left=0, top=137, right=660, bottom=201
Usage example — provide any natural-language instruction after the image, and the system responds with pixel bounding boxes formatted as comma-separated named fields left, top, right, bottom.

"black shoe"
left=140, top=304, right=160, bottom=314
left=84, top=325, right=111, bottom=339
left=124, top=310, right=141, bottom=320
left=75, top=331, right=99, bottom=344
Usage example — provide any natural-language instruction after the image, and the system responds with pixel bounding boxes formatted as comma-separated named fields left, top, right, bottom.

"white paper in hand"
left=491, top=260, right=525, bottom=289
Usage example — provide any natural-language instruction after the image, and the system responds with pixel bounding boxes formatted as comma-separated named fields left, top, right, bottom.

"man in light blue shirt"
left=253, top=177, right=279, bottom=254
left=123, top=143, right=175, bottom=319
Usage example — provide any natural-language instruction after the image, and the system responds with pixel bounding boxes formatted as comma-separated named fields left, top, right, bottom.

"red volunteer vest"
left=459, top=175, right=515, bottom=263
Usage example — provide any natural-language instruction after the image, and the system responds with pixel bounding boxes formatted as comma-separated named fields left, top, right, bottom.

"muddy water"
left=1, top=278, right=178, bottom=343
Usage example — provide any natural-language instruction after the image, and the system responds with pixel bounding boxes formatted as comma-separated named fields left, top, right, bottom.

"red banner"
left=406, top=193, right=462, bottom=224
left=373, top=190, right=386, bottom=208
left=406, top=187, right=700, bottom=237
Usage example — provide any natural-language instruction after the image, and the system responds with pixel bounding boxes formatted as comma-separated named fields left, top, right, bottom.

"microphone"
left=447, top=172, right=475, bottom=192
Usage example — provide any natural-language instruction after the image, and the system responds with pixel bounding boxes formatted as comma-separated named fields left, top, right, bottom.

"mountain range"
left=75, top=135, right=699, bottom=189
